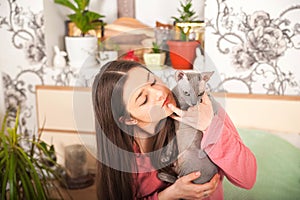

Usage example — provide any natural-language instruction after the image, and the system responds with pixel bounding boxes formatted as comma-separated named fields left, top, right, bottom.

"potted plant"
left=143, top=42, right=166, bottom=69
left=0, top=108, right=65, bottom=199
left=54, top=0, right=105, bottom=68
left=167, top=0, right=201, bottom=70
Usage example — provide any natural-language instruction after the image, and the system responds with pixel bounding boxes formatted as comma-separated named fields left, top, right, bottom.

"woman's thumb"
left=185, top=171, right=201, bottom=182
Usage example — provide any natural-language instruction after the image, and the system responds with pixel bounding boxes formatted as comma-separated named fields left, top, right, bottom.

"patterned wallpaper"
left=0, top=0, right=300, bottom=134
left=0, top=0, right=76, bottom=135
left=205, top=0, right=300, bottom=95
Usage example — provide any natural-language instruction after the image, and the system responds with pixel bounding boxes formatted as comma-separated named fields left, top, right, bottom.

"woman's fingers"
left=211, top=173, right=220, bottom=193
left=183, top=171, right=201, bottom=183
left=167, top=93, right=214, bottom=131
left=210, top=173, right=220, bottom=188
left=169, top=114, right=183, bottom=122
left=168, top=104, right=201, bottom=128
left=198, top=173, right=220, bottom=198
left=168, top=104, right=184, bottom=117
left=174, top=172, right=220, bottom=200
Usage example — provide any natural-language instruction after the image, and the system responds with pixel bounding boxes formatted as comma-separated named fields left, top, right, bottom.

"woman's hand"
left=168, top=93, right=214, bottom=131
left=158, top=172, right=220, bottom=200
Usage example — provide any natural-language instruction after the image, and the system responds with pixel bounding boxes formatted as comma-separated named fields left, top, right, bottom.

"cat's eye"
left=184, top=91, right=190, bottom=96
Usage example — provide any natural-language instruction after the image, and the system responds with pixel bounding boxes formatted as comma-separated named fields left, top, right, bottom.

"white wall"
left=0, top=75, right=4, bottom=121
left=135, top=0, right=204, bottom=27
left=216, top=95, right=300, bottom=134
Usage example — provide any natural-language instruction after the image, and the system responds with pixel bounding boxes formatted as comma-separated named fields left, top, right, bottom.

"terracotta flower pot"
left=167, top=40, right=200, bottom=70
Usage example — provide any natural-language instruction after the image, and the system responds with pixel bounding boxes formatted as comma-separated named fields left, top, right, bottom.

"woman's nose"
left=148, top=87, right=164, bottom=101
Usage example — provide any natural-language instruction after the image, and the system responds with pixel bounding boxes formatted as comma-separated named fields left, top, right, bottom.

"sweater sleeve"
left=202, top=106, right=257, bottom=189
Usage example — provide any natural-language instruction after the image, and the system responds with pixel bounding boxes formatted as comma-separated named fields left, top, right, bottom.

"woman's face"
left=122, top=67, right=176, bottom=125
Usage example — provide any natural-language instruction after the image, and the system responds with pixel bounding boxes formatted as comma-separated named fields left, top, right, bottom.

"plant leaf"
left=16, top=146, right=47, bottom=199
left=0, top=150, right=6, bottom=166
left=54, top=0, right=78, bottom=12
left=14, top=107, right=20, bottom=133
left=16, top=150, right=39, bottom=199
left=8, top=153, right=17, bottom=199
left=1, top=166, right=8, bottom=200
left=17, top=166, right=33, bottom=199
left=87, top=11, right=104, bottom=20
left=74, top=0, right=89, bottom=10
left=0, top=110, right=8, bottom=134
left=1, top=108, right=64, bottom=199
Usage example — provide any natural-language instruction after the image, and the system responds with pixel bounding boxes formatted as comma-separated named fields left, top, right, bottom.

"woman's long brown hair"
left=92, top=60, right=177, bottom=199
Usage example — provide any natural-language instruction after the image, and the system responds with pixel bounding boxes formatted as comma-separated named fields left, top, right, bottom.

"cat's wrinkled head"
left=175, top=70, right=214, bottom=107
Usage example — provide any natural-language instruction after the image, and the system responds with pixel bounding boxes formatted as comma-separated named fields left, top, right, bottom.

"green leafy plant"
left=54, top=0, right=105, bottom=36
left=151, top=42, right=162, bottom=53
left=172, top=0, right=198, bottom=41
left=0, top=108, right=64, bottom=199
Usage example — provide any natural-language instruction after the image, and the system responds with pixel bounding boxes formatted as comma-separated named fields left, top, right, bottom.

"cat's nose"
left=191, top=97, right=197, bottom=106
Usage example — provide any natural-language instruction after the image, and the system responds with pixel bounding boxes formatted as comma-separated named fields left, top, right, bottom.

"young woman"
left=92, top=60, right=257, bottom=200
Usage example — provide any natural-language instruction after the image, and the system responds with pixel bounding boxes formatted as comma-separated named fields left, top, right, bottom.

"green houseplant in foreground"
left=0, top=108, right=64, bottom=199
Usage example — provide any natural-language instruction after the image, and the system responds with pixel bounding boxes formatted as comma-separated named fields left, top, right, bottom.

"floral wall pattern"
left=0, top=0, right=76, bottom=134
left=205, top=0, right=300, bottom=95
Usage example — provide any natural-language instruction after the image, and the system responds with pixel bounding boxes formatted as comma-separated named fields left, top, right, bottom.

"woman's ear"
left=119, top=116, right=138, bottom=125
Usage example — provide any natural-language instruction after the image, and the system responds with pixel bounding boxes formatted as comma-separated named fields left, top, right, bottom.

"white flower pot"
left=65, top=36, right=98, bottom=68
left=143, top=52, right=166, bottom=69
left=97, top=51, right=118, bottom=67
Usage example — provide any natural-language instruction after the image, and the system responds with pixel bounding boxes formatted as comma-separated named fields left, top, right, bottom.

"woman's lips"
left=162, top=94, right=169, bottom=107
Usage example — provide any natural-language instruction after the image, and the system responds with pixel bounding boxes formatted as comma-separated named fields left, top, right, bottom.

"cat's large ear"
left=200, top=71, right=214, bottom=81
left=175, top=70, right=188, bottom=82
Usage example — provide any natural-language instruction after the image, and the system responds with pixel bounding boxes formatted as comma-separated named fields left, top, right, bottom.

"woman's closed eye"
left=140, top=95, right=148, bottom=106
left=139, top=78, right=156, bottom=106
